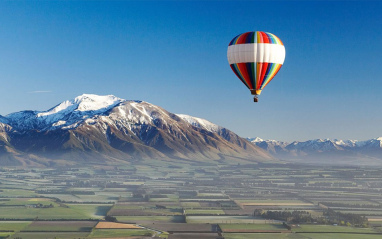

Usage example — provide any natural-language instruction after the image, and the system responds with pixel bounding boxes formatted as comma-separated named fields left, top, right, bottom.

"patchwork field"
left=1, top=162, right=382, bottom=238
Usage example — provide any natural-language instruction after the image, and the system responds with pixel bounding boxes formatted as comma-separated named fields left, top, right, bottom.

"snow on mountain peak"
left=248, top=137, right=264, bottom=143
left=74, top=94, right=124, bottom=111
left=176, top=114, right=221, bottom=133
left=38, top=94, right=125, bottom=117
left=3, top=94, right=128, bottom=131
left=250, top=136, right=382, bottom=155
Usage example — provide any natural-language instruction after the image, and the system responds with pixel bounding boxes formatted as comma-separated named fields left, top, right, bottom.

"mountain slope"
left=0, top=122, right=33, bottom=166
left=0, top=94, right=272, bottom=165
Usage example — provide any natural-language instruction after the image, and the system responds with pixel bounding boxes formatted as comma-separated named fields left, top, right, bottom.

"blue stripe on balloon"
left=229, top=34, right=240, bottom=46
left=247, top=32, right=254, bottom=44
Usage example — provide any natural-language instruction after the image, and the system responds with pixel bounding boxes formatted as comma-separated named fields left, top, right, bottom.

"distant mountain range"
left=0, top=94, right=271, bottom=166
left=248, top=137, right=382, bottom=166
left=1, top=94, right=381, bottom=167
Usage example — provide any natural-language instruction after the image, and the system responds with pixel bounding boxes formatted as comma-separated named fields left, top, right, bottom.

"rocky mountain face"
left=0, top=94, right=272, bottom=166
left=248, top=137, right=382, bottom=165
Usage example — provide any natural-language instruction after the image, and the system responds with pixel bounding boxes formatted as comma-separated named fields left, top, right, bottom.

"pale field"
left=368, top=218, right=382, bottom=222
left=122, top=181, right=145, bottom=185
left=95, top=222, right=140, bottom=229
left=186, top=215, right=282, bottom=224
left=241, top=202, right=314, bottom=206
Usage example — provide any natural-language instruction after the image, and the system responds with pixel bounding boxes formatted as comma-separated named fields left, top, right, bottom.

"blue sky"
left=0, top=1, right=381, bottom=141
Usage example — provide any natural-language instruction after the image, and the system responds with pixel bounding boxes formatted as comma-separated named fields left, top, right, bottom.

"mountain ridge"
left=248, top=137, right=382, bottom=165
left=0, top=94, right=272, bottom=166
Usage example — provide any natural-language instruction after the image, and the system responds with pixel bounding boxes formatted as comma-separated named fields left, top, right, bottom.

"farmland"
left=0, top=160, right=382, bottom=238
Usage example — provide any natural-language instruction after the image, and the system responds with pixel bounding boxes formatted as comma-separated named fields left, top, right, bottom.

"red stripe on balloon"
left=260, top=32, right=269, bottom=44
left=256, top=63, right=262, bottom=89
left=236, top=32, right=250, bottom=45
left=259, top=63, right=269, bottom=87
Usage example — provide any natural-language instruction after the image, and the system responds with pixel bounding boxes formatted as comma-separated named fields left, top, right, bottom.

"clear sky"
left=0, top=1, right=381, bottom=142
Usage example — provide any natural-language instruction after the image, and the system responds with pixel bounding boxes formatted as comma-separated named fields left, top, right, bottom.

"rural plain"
left=0, top=160, right=382, bottom=238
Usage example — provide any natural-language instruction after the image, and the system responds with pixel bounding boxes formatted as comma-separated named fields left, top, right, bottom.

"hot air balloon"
left=227, top=31, right=285, bottom=102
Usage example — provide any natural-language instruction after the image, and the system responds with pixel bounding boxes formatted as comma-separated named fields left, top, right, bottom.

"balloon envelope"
left=227, top=31, right=285, bottom=95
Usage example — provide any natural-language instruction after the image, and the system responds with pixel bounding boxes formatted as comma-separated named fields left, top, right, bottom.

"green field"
left=0, top=198, right=54, bottom=206
left=223, top=233, right=382, bottom=239
left=10, top=232, right=90, bottom=239
left=181, top=202, right=201, bottom=208
left=0, top=189, right=38, bottom=197
left=112, top=203, right=146, bottom=209
left=0, top=199, right=112, bottom=219
left=223, top=233, right=297, bottom=239
left=0, top=221, right=31, bottom=231
left=0, top=204, right=95, bottom=220
left=0, top=233, right=11, bottom=238
left=116, top=215, right=185, bottom=223
left=88, top=229, right=153, bottom=237
left=342, top=210, right=382, bottom=214
left=292, top=225, right=378, bottom=233
left=144, top=208, right=183, bottom=215
left=236, top=199, right=312, bottom=205
left=68, top=204, right=113, bottom=218
left=185, top=209, right=225, bottom=215
left=220, top=223, right=287, bottom=231
left=297, top=234, right=382, bottom=239
left=22, top=221, right=97, bottom=232
left=0, top=221, right=31, bottom=238
left=186, top=216, right=271, bottom=224
left=149, top=197, right=178, bottom=202
left=70, top=193, right=119, bottom=203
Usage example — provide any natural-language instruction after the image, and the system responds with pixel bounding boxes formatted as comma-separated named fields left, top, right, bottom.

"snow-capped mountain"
left=3, top=94, right=126, bottom=131
left=247, top=137, right=289, bottom=155
left=0, top=94, right=271, bottom=166
left=177, top=114, right=221, bottom=133
left=249, top=137, right=382, bottom=165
